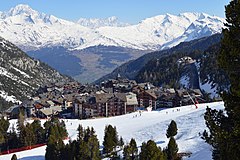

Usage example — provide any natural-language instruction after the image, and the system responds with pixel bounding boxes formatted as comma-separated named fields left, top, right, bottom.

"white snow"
left=0, top=101, right=224, bottom=160
left=180, top=75, right=190, bottom=88
left=0, top=90, right=21, bottom=103
left=11, top=66, right=31, bottom=78
left=200, top=81, right=218, bottom=98
left=0, top=66, right=30, bottom=87
left=195, top=62, right=219, bottom=98
left=77, top=16, right=129, bottom=29
left=0, top=5, right=225, bottom=51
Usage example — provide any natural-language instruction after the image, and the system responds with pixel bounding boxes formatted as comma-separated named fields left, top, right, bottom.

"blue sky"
left=0, top=0, right=230, bottom=24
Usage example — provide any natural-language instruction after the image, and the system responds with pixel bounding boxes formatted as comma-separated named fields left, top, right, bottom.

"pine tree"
left=103, top=125, right=119, bottom=157
left=166, top=137, right=178, bottom=160
left=31, top=119, right=45, bottom=144
left=45, top=126, right=64, bottom=160
left=0, top=118, right=9, bottom=145
left=129, top=138, right=138, bottom=160
left=123, top=144, right=131, bottom=160
left=78, top=139, right=90, bottom=160
left=60, top=143, right=73, bottom=160
left=123, top=138, right=138, bottom=160
left=203, top=0, right=240, bottom=159
left=119, top=136, right=124, bottom=149
left=45, top=134, right=59, bottom=160
left=139, top=140, right=165, bottom=160
left=25, top=123, right=37, bottom=147
left=87, top=127, right=101, bottom=160
left=77, top=124, right=84, bottom=141
left=16, top=110, right=27, bottom=148
left=7, top=128, right=19, bottom=149
left=166, top=120, right=178, bottom=138
left=44, top=117, right=68, bottom=141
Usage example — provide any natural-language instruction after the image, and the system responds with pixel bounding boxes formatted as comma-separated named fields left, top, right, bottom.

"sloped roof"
left=40, top=106, right=62, bottom=116
left=145, top=89, right=157, bottom=99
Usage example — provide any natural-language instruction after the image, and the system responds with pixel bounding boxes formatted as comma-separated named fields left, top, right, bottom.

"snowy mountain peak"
left=7, top=4, right=39, bottom=17
left=77, top=16, right=129, bottom=28
left=0, top=5, right=225, bottom=51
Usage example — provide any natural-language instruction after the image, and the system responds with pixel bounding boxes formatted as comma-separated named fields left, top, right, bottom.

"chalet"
left=73, top=92, right=138, bottom=119
left=133, top=83, right=157, bottom=109
left=74, top=96, right=87, bottom=118
left=176, top=89, right=203, bottom=106
left=125, top=92, right=138, bottom=113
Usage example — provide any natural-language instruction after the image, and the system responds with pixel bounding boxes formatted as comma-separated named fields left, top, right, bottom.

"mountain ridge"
left=0, top=4, right=225, bottom=51
left=95, top=34, right=223, bottom=85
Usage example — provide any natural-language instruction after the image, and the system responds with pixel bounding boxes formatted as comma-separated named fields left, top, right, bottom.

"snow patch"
left=11, top=66, right=31, bottom=78
left=180, top=75, right=190, bottom=88
left=0, top=66, right=30, bottom=87
left=0, top=90, right=21, bottom=103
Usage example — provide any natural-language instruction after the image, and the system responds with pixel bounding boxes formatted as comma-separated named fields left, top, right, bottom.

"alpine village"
left=0, top=1, right=240, bottom=160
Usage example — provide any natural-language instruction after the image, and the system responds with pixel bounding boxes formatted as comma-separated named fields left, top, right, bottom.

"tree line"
left=45, top=120, right=180, bottom=160
left=1, top=110, right=181, bottom=160
left=0, top=111, right=67, bottom=153
left=203, top=0, right=240, bottom=159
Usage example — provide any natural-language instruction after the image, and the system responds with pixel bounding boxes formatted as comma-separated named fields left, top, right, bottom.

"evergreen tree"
left=74, top=126, right=100, bottom=160
left=166, top=120, right=178, bottom=138
left=78, top=139, right=90, bottom=159
left=123, top=144, right=131, bottom=160
left=25, top=123, right=37, bottom=147
left=45, top=126, right=64, bottom=160
left=45, top=134, right=59, bottom=160
left=0, top=118, right=9, bottom=146
left=123, top=138, right=138, bottom=160
left=16, top=110, right=26, bottom=147
left=60, top=143, right=73, bottom=160
left=77, top=124, right=84, bottom=141
left=139, top=140, right=165, bottom=160
left=119, top=136, right=124, bottom=149
left=45, top=118, right=67, bottom=160
left=11, top=154, right=17, bottom=160
left=129, top=138, right=138, bottom=160
left=31, top=119, right=45, bottom=144
left=7, top=128, right=19, bottom=149
left=166, top=137, right=178, bottom=160
left=87, top=127, right=101, bottom=160
left=203, top=0, right=240, bottom=159
left=44, top=117, right=68, bottom=141
left=103, top=125, right=119, bottom=157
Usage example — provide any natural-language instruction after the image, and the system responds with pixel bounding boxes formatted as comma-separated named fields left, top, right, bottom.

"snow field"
left=0, top=101, right=224, bottom=160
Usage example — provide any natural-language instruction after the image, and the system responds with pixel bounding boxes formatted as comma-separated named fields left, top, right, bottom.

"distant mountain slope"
left=0, top=36, right=72, bottom=110
left=135, top=43, right=229, bottom=97
left=96, top=33, right=230, bottom=97
left=96, top=34, right=222, bottom=83
left=0, top=4, right=225, bottom=83
left=77, top=16, right=129, bottom=29
left=0, top=5, right=225, bottom=51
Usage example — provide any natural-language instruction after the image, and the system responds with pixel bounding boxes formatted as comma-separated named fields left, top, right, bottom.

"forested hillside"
left=0, top=37, right=72, bottom=110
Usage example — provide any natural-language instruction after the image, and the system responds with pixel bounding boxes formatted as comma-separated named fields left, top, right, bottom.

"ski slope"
left=0, top=102, right=224, bottom=160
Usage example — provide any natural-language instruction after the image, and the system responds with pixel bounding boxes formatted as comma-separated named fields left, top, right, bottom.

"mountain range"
left=0, top=4, right=225, bottom=82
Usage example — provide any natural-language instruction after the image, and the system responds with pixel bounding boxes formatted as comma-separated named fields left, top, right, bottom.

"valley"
left=0, top=4, right=225, bottom=83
